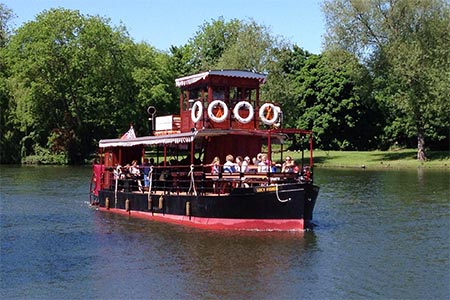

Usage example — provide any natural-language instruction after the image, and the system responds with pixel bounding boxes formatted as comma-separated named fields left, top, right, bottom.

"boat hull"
left=96, top=183, right=319, bottom=231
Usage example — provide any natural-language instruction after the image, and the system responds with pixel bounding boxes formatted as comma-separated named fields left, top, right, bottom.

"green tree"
left=4, top=8, right=139, bottom=163
left=0, top=2, right=14, bottom=47
left=264, top=45, right=312, bottom=129
left=216, top=19, right=279, bottom=72
left=323, top=0, right=450, bottom=158
left=184, top=17, right=283, bottom=74
left=285, top=46, right=380, bottom=150
left=132, top=42, right=179, bottom=122
left=187, top=16, right=241, bottom=72
left=0, top=3, right=21, bottom=163
left=168, top=44, right=196, bottom=77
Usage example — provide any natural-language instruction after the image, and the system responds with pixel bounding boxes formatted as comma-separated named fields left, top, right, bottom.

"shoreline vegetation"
left=15, top=149, right=450, bottom=170
left=288, top=149, right=450, bottom=170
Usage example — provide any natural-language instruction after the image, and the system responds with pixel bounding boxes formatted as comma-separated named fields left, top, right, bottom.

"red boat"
left=90, top=70, right=319, bottom=231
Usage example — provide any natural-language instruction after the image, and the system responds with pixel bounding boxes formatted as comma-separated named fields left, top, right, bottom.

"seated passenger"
left=241, top=156, right=251, bottom=173
left=122, top=164, right=132, bottom=178
left=130, top=160, right=143, bottom=192
left=113, top=165, right=124, bottom=180
left=235, top=156, right=243, bottom=173
left=269, top=160, right=278, bottom=172
left=130, top=160, right=141, bottom=178
left=142, top=158, right=152, bottom=188
left=301, top=166, right=311, bottom=181
left=257, top=154, right=269, bottom=172
left=281, top=156, right=295, bottom=173
left=223, top=154, right=236, bottom=173
left=210, top=157, right=220, bottom=174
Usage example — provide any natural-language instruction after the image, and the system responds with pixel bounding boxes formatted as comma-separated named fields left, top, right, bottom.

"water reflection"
left=90, top=212, right=318, bottom=299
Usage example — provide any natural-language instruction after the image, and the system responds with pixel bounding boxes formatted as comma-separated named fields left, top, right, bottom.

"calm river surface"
left=1, top=165, right=449, bottom=299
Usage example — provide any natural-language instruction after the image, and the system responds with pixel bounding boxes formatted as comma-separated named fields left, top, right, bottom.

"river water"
left=1, top=165, right=449, bottom=299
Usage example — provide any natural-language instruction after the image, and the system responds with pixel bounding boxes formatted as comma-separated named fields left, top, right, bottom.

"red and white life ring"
left=207, top=100, right=229, bottom=123
left=233, top=101, right=254, bottom=124
left=259, top=103, right=279, bottom=125
left=191, top=101, right=203, bottom=123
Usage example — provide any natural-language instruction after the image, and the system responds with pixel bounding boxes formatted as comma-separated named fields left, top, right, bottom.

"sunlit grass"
left=285, top=149, right=450, bottom=169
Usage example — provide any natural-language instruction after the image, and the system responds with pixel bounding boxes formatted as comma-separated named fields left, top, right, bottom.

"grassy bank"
left=286, top=149, right=449, bottom=169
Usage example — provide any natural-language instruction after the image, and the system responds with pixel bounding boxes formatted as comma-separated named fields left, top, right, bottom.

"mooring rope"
left=188, top=164, right=197, bottom=196
left=275, top=184, right=291, bottom=203
left=147, top=166, right=153, bottom=201
left=114, top=178, right=118, bottom=208
left=113, top=166, right=120, bottom=208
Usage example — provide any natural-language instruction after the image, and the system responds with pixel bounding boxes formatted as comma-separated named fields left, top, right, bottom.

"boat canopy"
left=97, top=128, right=303, bottom=148
left=175, top=70, right=267, bottom=87
left=99, top=131, right=196, bottom=148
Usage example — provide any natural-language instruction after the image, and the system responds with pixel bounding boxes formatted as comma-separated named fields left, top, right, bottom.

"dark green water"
left=1, top=166, right=449, bottom=299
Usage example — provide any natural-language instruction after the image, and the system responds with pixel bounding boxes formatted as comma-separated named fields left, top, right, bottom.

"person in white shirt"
left=223, top=154, right=236, bottom=173
left=242, top=156, right=250, bottom=173
left=257, top=154, right=269, bottom=172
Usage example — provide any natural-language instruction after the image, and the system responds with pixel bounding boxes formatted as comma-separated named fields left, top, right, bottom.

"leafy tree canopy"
left=185, top=17, right=284, bottom=74
left=285, top=46, right=380, bottom=150
left=4, top=8, right=176, bottom=163
left=323, top=0, right=450, bottom=157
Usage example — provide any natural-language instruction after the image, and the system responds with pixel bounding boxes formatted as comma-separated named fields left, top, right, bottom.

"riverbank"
left=287, top=149, right=449, bottom=169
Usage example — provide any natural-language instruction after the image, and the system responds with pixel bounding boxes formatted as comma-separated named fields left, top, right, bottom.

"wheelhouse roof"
left=175, top=70, right=267, bottom=87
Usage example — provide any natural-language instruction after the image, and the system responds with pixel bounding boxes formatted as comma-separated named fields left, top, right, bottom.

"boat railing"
left=102, top=164, right=312, bottom=195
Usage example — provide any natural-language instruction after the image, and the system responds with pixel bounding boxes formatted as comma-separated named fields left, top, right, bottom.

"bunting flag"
left=121, top=125, right=136, bottom=140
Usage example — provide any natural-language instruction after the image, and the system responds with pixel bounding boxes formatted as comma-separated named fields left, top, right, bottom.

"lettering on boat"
left=255, top=186, right=277, bottom=193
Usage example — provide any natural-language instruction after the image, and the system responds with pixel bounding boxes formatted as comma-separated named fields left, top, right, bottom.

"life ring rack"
left=191, top=101, right=203, bottom=123
left=233, top=101, right=254, bottom=124
left=207, top=100, right=229, bottom=123
left=259, top=103, right=279, bottom=125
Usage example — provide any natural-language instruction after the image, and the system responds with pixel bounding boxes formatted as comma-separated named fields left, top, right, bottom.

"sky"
left=3, top=0, right=326, bottom=54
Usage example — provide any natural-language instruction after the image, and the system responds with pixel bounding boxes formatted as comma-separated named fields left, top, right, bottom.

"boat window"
left=244, top=88, right=255, bottom=100
left=213, top=87, right=225, bottom=100
left=230, top=87, right=241, bottom=100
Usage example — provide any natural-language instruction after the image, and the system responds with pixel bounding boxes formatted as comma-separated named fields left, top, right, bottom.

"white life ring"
left=207, top=100, right=229, bottom=123
left=259, top=103, right=279, bottom=125
left=191, top=101, right=203, bottom=123
left=233, top=101, right=254, bottom=124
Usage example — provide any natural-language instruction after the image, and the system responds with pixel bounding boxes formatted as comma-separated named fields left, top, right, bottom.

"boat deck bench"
left=204, top=172, right=246, bottom=181
left=242, top=173, right=269, bottom=185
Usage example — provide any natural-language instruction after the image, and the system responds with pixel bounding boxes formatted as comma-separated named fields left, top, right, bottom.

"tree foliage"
left=186, top=17, right=241, bottom=72
left=282, top=46, right=380, bottom=150
left=3, top=8, right=177, bottom=163
left=132, top=42, right=178, bottom=118
left=1, top=7, right=448, bottom=164
left=323, top=0, right=450, bottom=157
left=185, top=17, right=283, bottom=74
left=0, top=3, right=14, bottom=47
left=216, top=19, right=278, bottom=72
left=0, top=3, right=20, bottom=163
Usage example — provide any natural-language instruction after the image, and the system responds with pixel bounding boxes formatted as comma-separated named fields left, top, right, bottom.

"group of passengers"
left=113, top=158, right=156, bottom=192
left=112, top=153, right=305, bottom=193
left=210, top=153, right=299, bottom=174
left=114, top=160, right=139, bottom=180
